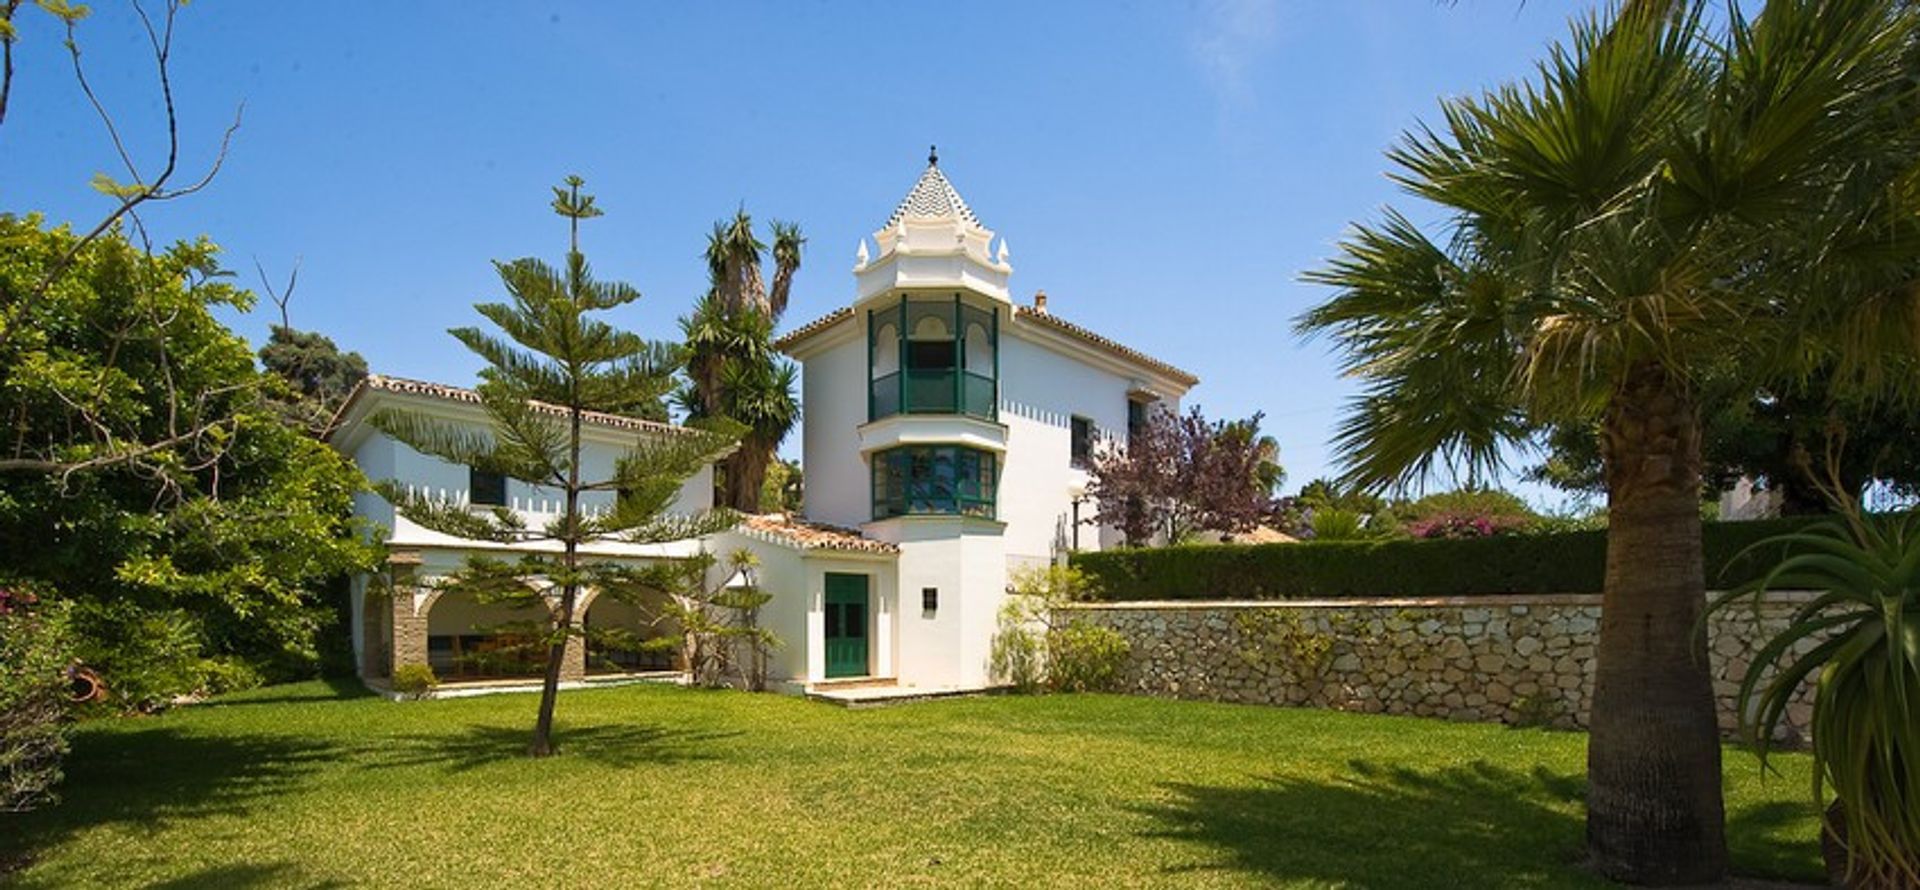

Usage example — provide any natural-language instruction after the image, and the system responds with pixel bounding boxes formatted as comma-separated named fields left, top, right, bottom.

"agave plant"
left=1708, top=507, right=1920, bottom=887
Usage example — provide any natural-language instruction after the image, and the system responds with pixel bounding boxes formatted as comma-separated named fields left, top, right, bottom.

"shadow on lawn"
left=371, top=722, right=742, bottom=772
left=145, top=862, right=349, bottom=890
left=0, top=725, right=345, bottom=877
left=1138, top=760, right=1596, bottom=888
left=201, top=676, right=379, bottom=707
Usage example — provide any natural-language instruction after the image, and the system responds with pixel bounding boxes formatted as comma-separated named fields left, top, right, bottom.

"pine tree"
left=372, top=176, right=735, bottom=756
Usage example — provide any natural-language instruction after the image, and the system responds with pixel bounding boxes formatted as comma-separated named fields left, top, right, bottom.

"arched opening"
left=426, top=592, right=549, bottom=681
left=583, top=589, right=680, bottom=675
left=867, top=295, right=997, bottom=421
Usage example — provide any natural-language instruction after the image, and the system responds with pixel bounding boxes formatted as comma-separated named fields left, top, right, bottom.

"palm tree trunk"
left=1586, top=362, right=1727, bottom=884
left=726, top=438, right=772, bottom=513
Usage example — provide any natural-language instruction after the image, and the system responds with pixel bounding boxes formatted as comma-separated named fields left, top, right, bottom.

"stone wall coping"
left=1058, top=591, right=1818, bottom=611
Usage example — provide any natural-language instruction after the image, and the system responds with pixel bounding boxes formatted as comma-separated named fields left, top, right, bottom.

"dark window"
left=469, top=467, right=507, bottom=507
left=1070, top=416, right=1094, bottom=468
left=1128, top=400, right=1149, bottom=442
left=906, top=339, right=957, bottom=371
left=922, top=587, right=939, bottom=613
left=872, top=445, right=998, bottom=519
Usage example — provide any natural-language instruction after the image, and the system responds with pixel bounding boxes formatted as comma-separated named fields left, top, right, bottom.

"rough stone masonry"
left=1059, top=593, right=1818, bottom=739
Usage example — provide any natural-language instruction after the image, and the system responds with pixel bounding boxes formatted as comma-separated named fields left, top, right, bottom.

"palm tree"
left=1298, top=2, right=1920, bottom=883
left=683, top=210, right=805, bottom=512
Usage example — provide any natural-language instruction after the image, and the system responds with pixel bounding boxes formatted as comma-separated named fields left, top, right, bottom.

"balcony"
left=869, top=369, right=996, bottom=421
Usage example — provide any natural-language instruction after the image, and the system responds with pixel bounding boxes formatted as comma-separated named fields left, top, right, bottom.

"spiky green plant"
left=1710, top=503, right=1920, bottom=887
left=371, top=176, right=736, bottom=756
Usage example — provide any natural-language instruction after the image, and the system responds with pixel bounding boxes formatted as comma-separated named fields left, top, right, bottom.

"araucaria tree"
left=374, top=177, right=736, bottom=756
left=1299, top=2, right=1920, bottom=883
left=680, top=211, right=804, bottom=512
left=1087, top=406, right=1278, bottom=545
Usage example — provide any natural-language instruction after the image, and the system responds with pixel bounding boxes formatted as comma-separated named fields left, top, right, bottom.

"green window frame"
left=871, top=445, right=998, bottom=519
left=868, top=294, right=998, bottom=422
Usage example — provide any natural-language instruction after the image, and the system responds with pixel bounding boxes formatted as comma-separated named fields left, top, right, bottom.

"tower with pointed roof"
left=775, top=152, right=1200, bottom=691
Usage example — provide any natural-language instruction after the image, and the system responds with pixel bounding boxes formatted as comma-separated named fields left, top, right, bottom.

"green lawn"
left=3, top=681, right=1822, bottom=888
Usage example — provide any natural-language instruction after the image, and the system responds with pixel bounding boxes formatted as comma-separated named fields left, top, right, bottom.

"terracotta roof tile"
left=336, top=374, right=694, bottom=437
left=772, top=307, right=854, bottom=352
left=737, top=513, right=897, bottom=555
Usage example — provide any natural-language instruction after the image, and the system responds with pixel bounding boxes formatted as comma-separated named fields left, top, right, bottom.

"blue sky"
left=1, top=1, right=1586, bottom=501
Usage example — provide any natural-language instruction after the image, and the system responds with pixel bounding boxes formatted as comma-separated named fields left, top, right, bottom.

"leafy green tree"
left=0, top=216, right=379, bottom=707
left=258, top=327, right=368, bottom=437
left=1532, top=363, right=1920, bottom=514
left=371, top=177, right=735, bottom=757
left=1298, top=2, right=1920, bottom=881
left=680, top=210, right=804, bottom=512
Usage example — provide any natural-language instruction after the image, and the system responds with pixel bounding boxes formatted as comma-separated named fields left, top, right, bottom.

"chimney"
left=1033, top=290, right=1049, bottom=314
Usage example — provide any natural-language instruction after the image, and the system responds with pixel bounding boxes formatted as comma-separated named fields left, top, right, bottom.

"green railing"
left=869, top=370, right=995, bottom=421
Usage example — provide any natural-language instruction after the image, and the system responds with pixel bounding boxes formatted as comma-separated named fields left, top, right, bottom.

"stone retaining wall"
left=1059, top=593, right=1818, bottom=739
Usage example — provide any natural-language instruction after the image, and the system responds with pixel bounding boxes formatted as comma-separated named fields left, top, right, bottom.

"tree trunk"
left=726, top=438, right=772, bottom=513
left=530, top=400, right=586, bottom=758
left=528, top=586, right=573, bottom=758
left=1587, top=362, right=1728, bottom=884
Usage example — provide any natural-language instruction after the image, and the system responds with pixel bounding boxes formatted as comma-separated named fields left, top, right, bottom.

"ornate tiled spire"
left=885, top=149, right=980, bottom=228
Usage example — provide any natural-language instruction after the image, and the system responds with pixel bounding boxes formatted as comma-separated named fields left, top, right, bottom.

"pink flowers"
left=1405, top=510, right=1528, bottom=539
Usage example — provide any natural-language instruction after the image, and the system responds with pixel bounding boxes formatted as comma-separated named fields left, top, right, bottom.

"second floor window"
left=469, top=467, right=507, bottom=507
left=1070, top=416, right=1094, bottom=468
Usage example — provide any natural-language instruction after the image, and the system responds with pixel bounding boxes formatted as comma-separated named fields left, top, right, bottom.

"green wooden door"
left=824, top=573, right=869, bottom=679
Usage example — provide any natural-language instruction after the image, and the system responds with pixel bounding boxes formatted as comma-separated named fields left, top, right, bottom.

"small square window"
left=922, top=587, right=938, bottom=613
left=469, top=467, right=507, bottom=507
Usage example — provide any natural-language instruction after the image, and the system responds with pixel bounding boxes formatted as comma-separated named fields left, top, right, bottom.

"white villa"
left=331, top=154, right=1198, bottom=696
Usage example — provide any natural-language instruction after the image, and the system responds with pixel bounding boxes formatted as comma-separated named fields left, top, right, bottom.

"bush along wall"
left=1071, top=517, right=1824, bottom=601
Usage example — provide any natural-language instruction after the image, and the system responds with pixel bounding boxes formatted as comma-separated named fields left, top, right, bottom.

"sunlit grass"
left=3, top=681, right=1822, bottom=888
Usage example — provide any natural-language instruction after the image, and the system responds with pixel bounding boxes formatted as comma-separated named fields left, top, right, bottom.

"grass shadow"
left=0, top=725, right=345, bottom=881
left=371, top=722, right=743, bottom=772
left=1137, top=759, right=1599, bottom=888
left=144, top=862, right=349, bottom=889
left=201, top=676, right=379, bottom=707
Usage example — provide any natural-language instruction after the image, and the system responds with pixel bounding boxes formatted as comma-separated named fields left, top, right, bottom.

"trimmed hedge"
left=1070, top=517, right=1824, bottom=601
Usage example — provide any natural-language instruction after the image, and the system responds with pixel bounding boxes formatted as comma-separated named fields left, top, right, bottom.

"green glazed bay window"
left=868, top=295, right=998, bottom=421
left=871, top=446, right=998, bottom=519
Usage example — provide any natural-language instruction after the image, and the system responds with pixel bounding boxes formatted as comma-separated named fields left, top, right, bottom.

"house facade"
left=332, top=155, right=1196, bottom=695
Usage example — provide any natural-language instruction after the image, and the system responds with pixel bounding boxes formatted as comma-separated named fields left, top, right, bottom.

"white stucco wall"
left=705, top=532, right=898, bottom=685
left=996, top=326, right=1181, bottom=564
left=798, top=329, right=871, bottom=529
left=868, top=516, right=1006, bottom=688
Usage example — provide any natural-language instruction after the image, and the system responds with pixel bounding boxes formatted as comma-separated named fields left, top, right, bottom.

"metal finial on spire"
left=929, top=144, right=938, bottom=166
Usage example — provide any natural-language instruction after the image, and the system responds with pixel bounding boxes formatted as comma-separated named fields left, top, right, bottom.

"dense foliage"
left=257, top=326, right=368, bottom=437
left=0, top=587, right=73, bottom=812
left=679, top=210, right=803, bottom=512
left=0, top=216, right=378, bottom=708
left=1073, top=517, right=1823, bottom=602
left=1086, top=406, right=1280, bottom=545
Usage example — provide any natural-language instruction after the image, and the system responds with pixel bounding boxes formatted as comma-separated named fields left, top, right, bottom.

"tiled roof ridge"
left=737, top=512, right=898, bottom=554
left=1012, top=306, right=1198, bottom=386
left=348, top=374, right=692, bottom=436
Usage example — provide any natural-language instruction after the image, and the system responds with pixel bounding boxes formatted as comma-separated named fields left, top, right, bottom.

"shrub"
left=391, top=664, right=439, bottom=699
left=989, top=598, right=1045, bottom=693
left=1044, top=623, right=1131, bottom=693
left=1072, top=516, right=1826, bottom=601
left=2, top=588, right=75, bottom=812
